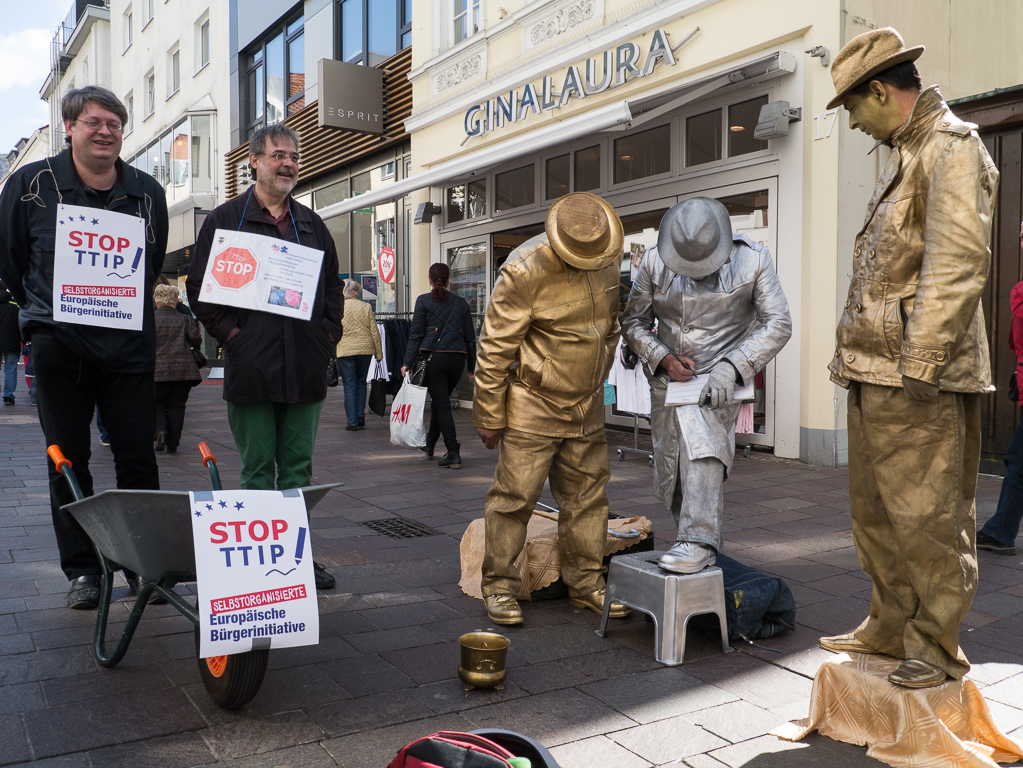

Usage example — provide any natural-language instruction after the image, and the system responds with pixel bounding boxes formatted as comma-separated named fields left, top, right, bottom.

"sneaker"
left=100, top=439, right=110, bottom=447
left=976, top=530, right=1016, bottom=555
left=2, top=396, right=13, bottom=405
left=658, top=542, right=716, bottom=574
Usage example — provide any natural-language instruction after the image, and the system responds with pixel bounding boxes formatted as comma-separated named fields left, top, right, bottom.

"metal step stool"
left=596, top=550, right=730, bottom=665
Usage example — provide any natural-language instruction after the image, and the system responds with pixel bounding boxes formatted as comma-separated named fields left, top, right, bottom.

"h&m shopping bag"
left=389, top=373, right=427, bottom=448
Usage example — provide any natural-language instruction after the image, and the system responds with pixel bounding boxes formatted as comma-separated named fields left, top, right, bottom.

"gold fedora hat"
left=827, top=27, right=924, bottom=110
left=545, top=192, right=624, bottom=271
left=656, top=197, right=732, bottom=279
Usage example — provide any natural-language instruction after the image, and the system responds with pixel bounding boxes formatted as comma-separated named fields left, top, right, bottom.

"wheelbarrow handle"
left=47, top=444, right=85, bottom=501
left=198, top=442, right=217, bottom=467
left=197, top=442, right=224, bottom=491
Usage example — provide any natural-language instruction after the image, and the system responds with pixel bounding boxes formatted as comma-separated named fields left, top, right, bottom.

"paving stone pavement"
left=1, top=381, right=1022, bottom=767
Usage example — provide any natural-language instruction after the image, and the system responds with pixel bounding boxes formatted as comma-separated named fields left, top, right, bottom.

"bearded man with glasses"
left=0, top=85, right=169, bottom=610
left=186, top=124, right=343, bottom=591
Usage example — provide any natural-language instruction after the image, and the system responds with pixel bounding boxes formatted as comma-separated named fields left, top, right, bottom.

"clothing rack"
left=616, top=414, right=653, bottom=467
left=375, top=311, right=414, bottom=319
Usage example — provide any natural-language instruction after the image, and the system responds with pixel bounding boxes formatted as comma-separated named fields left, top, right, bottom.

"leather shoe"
left=313, top=561, right=336, bottom=590
left=66, top=575, right=100, bottom=610
left=887, top=658, right=948, bottom=689
left=154, top=432, right=166, bottom=452
left=127, top=574, right=167, bottom=605
left=569, top=587, right=631, bottom=618
left=659, top=542, right=716, bottom=574
left=484, top=594, right=523, bottom=625
left=819, top=632, right=878, bottom=654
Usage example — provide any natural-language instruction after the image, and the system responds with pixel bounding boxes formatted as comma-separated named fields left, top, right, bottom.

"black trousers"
left=155, top=380, right=194, bottom=451
left=32, top=333, right=159, bottom=579
left=424, top=351, right=465, bottom=453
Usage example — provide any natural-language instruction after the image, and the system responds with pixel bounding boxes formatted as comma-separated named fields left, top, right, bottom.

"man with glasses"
left=186, top=124, right=343, bottom=591
left=0, top=86, right=169, bottom=610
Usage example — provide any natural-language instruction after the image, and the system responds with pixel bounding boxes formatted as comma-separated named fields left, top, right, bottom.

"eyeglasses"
left=256, top=151, right=301, bottom=165
left=73, top=118, right=124, bottom=133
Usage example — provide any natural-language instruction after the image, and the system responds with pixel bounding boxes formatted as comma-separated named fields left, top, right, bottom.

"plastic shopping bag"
left=389, top=373, right=428, bottom=448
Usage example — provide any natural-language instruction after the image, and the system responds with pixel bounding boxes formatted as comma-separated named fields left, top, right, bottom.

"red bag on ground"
left=387, top=731, right=519, bottom=768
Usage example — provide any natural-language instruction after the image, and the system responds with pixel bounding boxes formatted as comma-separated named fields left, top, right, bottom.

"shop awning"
left=315, top=51, right=794, bottom=222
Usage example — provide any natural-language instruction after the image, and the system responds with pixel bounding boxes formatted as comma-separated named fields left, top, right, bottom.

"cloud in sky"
left=0, top=29, right=53, bottom=92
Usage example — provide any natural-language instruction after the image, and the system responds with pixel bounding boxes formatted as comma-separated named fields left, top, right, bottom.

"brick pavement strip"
left=0, top=384, right=1021, bottom=765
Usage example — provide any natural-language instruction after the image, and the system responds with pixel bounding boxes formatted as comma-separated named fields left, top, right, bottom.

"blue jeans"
left=338, top=355, right=371, bottom=427
left=981, top=417, right=1023, bottom=546
left=1, top=348, right=18, bottom=399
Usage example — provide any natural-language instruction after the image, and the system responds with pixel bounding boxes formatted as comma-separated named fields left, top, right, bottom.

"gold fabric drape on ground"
left=459, top=514, right=652, bottom=600
left=772, top=654, right=1023, bottom=767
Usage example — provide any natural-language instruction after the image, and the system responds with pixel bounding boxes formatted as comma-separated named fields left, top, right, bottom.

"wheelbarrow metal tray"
left=64, top=483, right=342, bottom=581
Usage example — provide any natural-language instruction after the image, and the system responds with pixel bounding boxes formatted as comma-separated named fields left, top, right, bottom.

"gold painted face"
left=843, top=83, right=906, bottom=143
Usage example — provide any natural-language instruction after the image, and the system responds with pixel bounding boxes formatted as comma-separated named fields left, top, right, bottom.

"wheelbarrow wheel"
left=193, top=627, right=269, bottom=709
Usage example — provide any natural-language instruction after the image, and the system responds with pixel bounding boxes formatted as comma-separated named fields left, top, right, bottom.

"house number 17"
left=814, top=109, right=839, bottom=140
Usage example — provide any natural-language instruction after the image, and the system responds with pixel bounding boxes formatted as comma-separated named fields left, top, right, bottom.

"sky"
left=0, top=0, right=75, bottom=154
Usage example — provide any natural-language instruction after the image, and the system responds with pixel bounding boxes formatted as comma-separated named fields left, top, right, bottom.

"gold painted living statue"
left=821, top=27, right=999, bottom=688
left=472, top=192, right=631, bottom=626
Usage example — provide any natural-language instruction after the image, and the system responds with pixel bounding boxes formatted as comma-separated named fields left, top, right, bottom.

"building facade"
left=335, top=0, right=1023, bottom=466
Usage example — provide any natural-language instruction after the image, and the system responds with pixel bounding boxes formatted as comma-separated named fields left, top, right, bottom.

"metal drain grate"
left=362, top=518, right=441, bottom=539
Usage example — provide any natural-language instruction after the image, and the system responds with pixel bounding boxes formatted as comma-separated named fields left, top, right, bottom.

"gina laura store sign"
left=464, top=27, right=696, bottom=137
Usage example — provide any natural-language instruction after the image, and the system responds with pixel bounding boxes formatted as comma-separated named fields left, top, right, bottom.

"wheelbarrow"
left=49, top=442, right=340, bottom=709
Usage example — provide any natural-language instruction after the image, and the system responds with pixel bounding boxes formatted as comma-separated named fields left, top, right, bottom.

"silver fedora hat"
left=656, top=197, right=732, bottom=279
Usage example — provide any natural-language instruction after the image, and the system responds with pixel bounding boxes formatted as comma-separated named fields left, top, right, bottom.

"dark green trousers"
left=227, top=401, right=323, bottom=490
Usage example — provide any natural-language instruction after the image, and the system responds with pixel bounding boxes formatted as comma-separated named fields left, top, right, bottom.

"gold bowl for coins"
left=458, top=631, right=510, bottom=690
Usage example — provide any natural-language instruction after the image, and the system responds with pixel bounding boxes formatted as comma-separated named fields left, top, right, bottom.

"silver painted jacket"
left=622, top=237, right=791, bottom=509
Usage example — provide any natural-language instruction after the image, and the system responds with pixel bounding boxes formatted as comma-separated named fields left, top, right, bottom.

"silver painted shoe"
left=658, top=542, right=716, bottom=574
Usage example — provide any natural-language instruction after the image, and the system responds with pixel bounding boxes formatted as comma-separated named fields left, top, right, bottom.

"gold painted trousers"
left=481, top=427, right=611, bottom=599
left=847, top=382, right=979, bottom=680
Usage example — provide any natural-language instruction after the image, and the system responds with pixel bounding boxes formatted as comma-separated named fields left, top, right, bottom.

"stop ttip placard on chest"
left=52, top=204, right=146, bottom=330
left=189, top=489, right=319, bottom=658
left=199, top=229, right=325, bottom=321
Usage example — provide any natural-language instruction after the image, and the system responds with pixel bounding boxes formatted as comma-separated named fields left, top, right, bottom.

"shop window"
left=614, top=125, right=670, bottom=185
left=316, top=179, right=353, bottom=278
left=445, top=179, right=486, bottom=224
left=686, top=109, right=722, bottom=167
left=494, top=166, right=535, bottom=213
left=242, top=12, right=304, bottom=139
left=545, top=154, right=569, bottom=201
left=728, top=96, right=769, bottom=157
left=574, top=145, right=601, bottom=192
left=338, top=0, right=411, bottom=66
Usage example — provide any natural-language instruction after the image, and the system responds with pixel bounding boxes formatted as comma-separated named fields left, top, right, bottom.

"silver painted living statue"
left=622, top=197, right=791, bottom=575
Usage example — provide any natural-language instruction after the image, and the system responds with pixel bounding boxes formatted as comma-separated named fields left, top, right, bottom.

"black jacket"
left=0, top=150, right=168, bottom=371
left=404, top=291, right=477, bottom=371
left=0, top=292, right=20, bottom=351
left=185, top=188, right=343, bottom=404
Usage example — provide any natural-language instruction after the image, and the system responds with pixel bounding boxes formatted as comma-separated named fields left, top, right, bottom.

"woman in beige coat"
left=336, top=279, right=383, bottom=430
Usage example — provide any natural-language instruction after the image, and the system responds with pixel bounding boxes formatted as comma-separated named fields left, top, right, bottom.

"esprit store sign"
left=464, top=28, right=693, bottom=137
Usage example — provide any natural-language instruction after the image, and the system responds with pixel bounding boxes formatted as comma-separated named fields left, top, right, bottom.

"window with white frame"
left=123, top=5, right=133, bottom=51
left=145, top=70, right=155, bottom=116
left=452, top=0, right=482, bottom=45
left=141, top=0, right=154, bottom=27
left=195, top=13, right=210, bottom=72
left=125, top=91, right=134, bottom=134
left=168, top=45, right=180, bottom=96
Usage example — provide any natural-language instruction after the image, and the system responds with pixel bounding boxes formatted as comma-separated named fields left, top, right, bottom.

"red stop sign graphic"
left=211, top=247, right=258, bottom=290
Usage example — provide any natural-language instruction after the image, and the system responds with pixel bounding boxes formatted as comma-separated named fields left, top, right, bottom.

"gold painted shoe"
left=484, top=594, right=523, bottom=625
left=818, top=632, right=878, bottom=654
left=887, top=658, right=947, bottom=689
left=569, top=587, right=631, bottom=618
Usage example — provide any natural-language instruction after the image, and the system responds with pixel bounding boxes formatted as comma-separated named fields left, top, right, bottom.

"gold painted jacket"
left=830, top=86, right=999, bottom=392
left=472, top=233, right=621, bottom=437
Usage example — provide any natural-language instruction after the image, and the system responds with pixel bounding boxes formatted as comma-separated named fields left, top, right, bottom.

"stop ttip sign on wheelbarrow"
left=211, top=247, right=258, bottom=290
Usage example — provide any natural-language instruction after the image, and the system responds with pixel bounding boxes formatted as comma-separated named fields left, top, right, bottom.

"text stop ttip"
left=209, top=519, right=295, bottom=567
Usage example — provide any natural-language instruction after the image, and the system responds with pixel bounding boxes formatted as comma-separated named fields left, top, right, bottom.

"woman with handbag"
left=401, top=263, right=477, bottom=468
left=336, top=279, right=383, bottom=431
left=153, top=284, right=203, bottom=453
